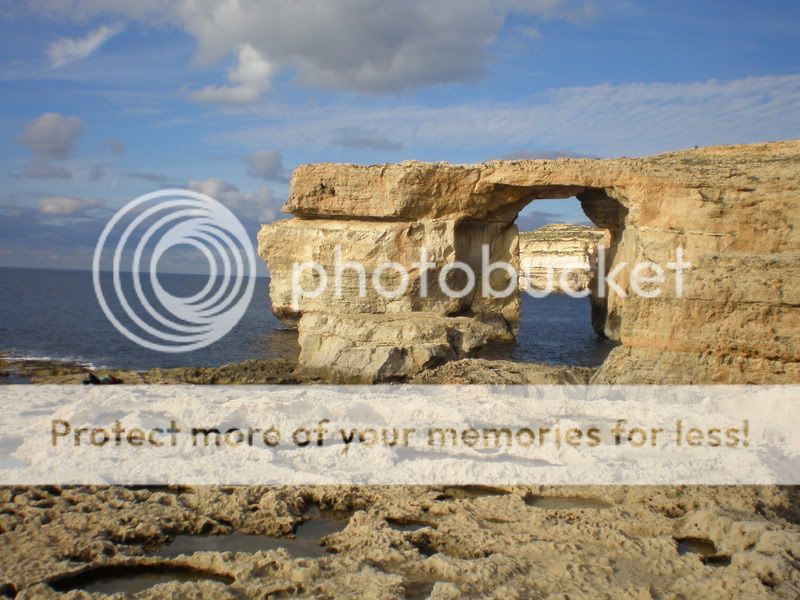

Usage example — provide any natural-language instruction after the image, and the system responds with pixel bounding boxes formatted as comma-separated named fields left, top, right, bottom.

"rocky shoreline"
left=0, top=354, right=596, bottom=385
left=0, top=354, right=303, bottom=385
left=1, top=356, right=799, bottom=597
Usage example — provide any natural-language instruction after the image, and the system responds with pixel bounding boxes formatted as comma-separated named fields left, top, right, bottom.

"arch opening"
left=465, top=185, right=628, bottom=367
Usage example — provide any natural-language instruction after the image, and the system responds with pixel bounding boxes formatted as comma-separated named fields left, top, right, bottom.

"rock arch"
left=259, top=141, right=800, bottom=383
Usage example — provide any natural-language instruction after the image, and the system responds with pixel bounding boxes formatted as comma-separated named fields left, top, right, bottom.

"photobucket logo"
left=290, top=245, right=691, bottom=309
left=92, top=189, right=256, bottom=353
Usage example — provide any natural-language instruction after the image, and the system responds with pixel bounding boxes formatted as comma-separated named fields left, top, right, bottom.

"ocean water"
left=0, top=267, right=614, bottom=370
left=0, top=267, right=298, bottom=370
left=483, top=293, right=617, bottom=367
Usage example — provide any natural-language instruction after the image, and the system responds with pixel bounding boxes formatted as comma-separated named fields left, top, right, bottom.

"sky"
left=0, top=0, right=798, bottom=272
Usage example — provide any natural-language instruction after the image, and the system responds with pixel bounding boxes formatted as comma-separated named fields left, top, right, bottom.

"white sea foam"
left=4, top=352, right=100, bottom=370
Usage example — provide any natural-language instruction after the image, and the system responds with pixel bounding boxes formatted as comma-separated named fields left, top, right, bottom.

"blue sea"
left=0, top=267, right=614, bottom=370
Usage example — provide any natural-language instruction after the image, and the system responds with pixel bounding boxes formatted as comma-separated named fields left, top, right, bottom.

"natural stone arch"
left=448, top=184, right=631, bottom=342
left=259, top=142, right=800, bottom=383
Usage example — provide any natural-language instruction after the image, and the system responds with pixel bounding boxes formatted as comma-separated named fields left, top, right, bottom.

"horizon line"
left=0, top=264, right=270, bottom=278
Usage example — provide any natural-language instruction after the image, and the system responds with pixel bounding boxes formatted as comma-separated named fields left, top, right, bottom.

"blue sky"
left=0, top=0, right=798, bottom=272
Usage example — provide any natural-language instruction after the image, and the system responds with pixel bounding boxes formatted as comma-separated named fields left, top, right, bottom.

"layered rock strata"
left=297, top=313, right=495, bottom=382
left=518, top=223, right=609, bottom=292
left=259, top=141, right=800, bottom=383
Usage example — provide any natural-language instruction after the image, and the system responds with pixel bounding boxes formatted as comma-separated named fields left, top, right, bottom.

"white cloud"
left=38, top=196, right=101, bottom=215
left=18, top=113, right=83, bottom=180
left=20, top=113, right=84, bottom=159
left=47, top=24, right=123, bottom=68
left=244, top=150, right=287, bottom=182
left=187, top=178, right=238, bottom=199
left=179, top=1, right=496, bottom=93
left=189, top=44, right=273, bottom=104
left=187, top=178, right=283, bottom=222
left=24, top=0, right=592, bottom=94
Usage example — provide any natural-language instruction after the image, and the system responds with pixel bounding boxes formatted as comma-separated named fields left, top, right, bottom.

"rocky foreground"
left=2, top=357, right=799, bottom=598
left=1, top=485, right=799, bottom=598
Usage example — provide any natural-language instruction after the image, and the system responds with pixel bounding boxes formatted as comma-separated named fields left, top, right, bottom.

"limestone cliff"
left=518, top=224, right=609, bottom=292
left=259, top=141, right=800, bottom=383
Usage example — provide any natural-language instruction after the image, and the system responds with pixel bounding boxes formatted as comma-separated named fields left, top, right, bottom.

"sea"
left=0, top=267, right=615, bottom=371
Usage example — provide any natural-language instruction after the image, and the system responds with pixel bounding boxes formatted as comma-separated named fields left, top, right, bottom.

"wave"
left=2, top=351, right=103, bottom=371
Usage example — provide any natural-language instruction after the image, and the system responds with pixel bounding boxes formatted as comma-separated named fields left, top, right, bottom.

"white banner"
left=0, top=385, right=797, bottom=485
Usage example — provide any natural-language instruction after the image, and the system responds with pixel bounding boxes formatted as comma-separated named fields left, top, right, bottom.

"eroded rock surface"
left=518, top=223, right=609, bottom=292
left=0, top=355, right=305, bottom=385
left=0, top=355, right=593, bottom=386
left=411, top=358, right=593, bottom=384
left=298, top=313, right=497, bottom=383
left=2, top=485, right=799, bottom=598
left=260, top=141, right=800, bottom=383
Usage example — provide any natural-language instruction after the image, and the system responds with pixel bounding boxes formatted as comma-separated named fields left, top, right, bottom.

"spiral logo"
left=92, top=189, right=257, bottom=353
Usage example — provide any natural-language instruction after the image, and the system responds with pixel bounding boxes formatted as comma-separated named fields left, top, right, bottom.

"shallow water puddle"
left=47, top=565, right=233, bottom=595
left=386, top=518, right=434, bottom=532
left=155, top=506, right=348, bottom=559
left=402, top=575, right=438, bottom=600
left=675, top=537, right=731, bottom=566
left=525, top=495, right=610, bottom=510
left=676, top=537, right=717, bottom=556
left=0, top=375, right=31, bottom=384
left=437, top=486, right=510, bottom=501
left=372, top=566, right=440, bottom=600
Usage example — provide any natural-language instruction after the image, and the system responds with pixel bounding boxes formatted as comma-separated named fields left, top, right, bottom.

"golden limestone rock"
left=259, top=141, right=800, bottom=383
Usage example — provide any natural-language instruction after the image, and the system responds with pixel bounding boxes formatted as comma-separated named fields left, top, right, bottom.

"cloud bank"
left=26, top=0, right=593, bottom=95
left=220, top=74, right=800, bottom=158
